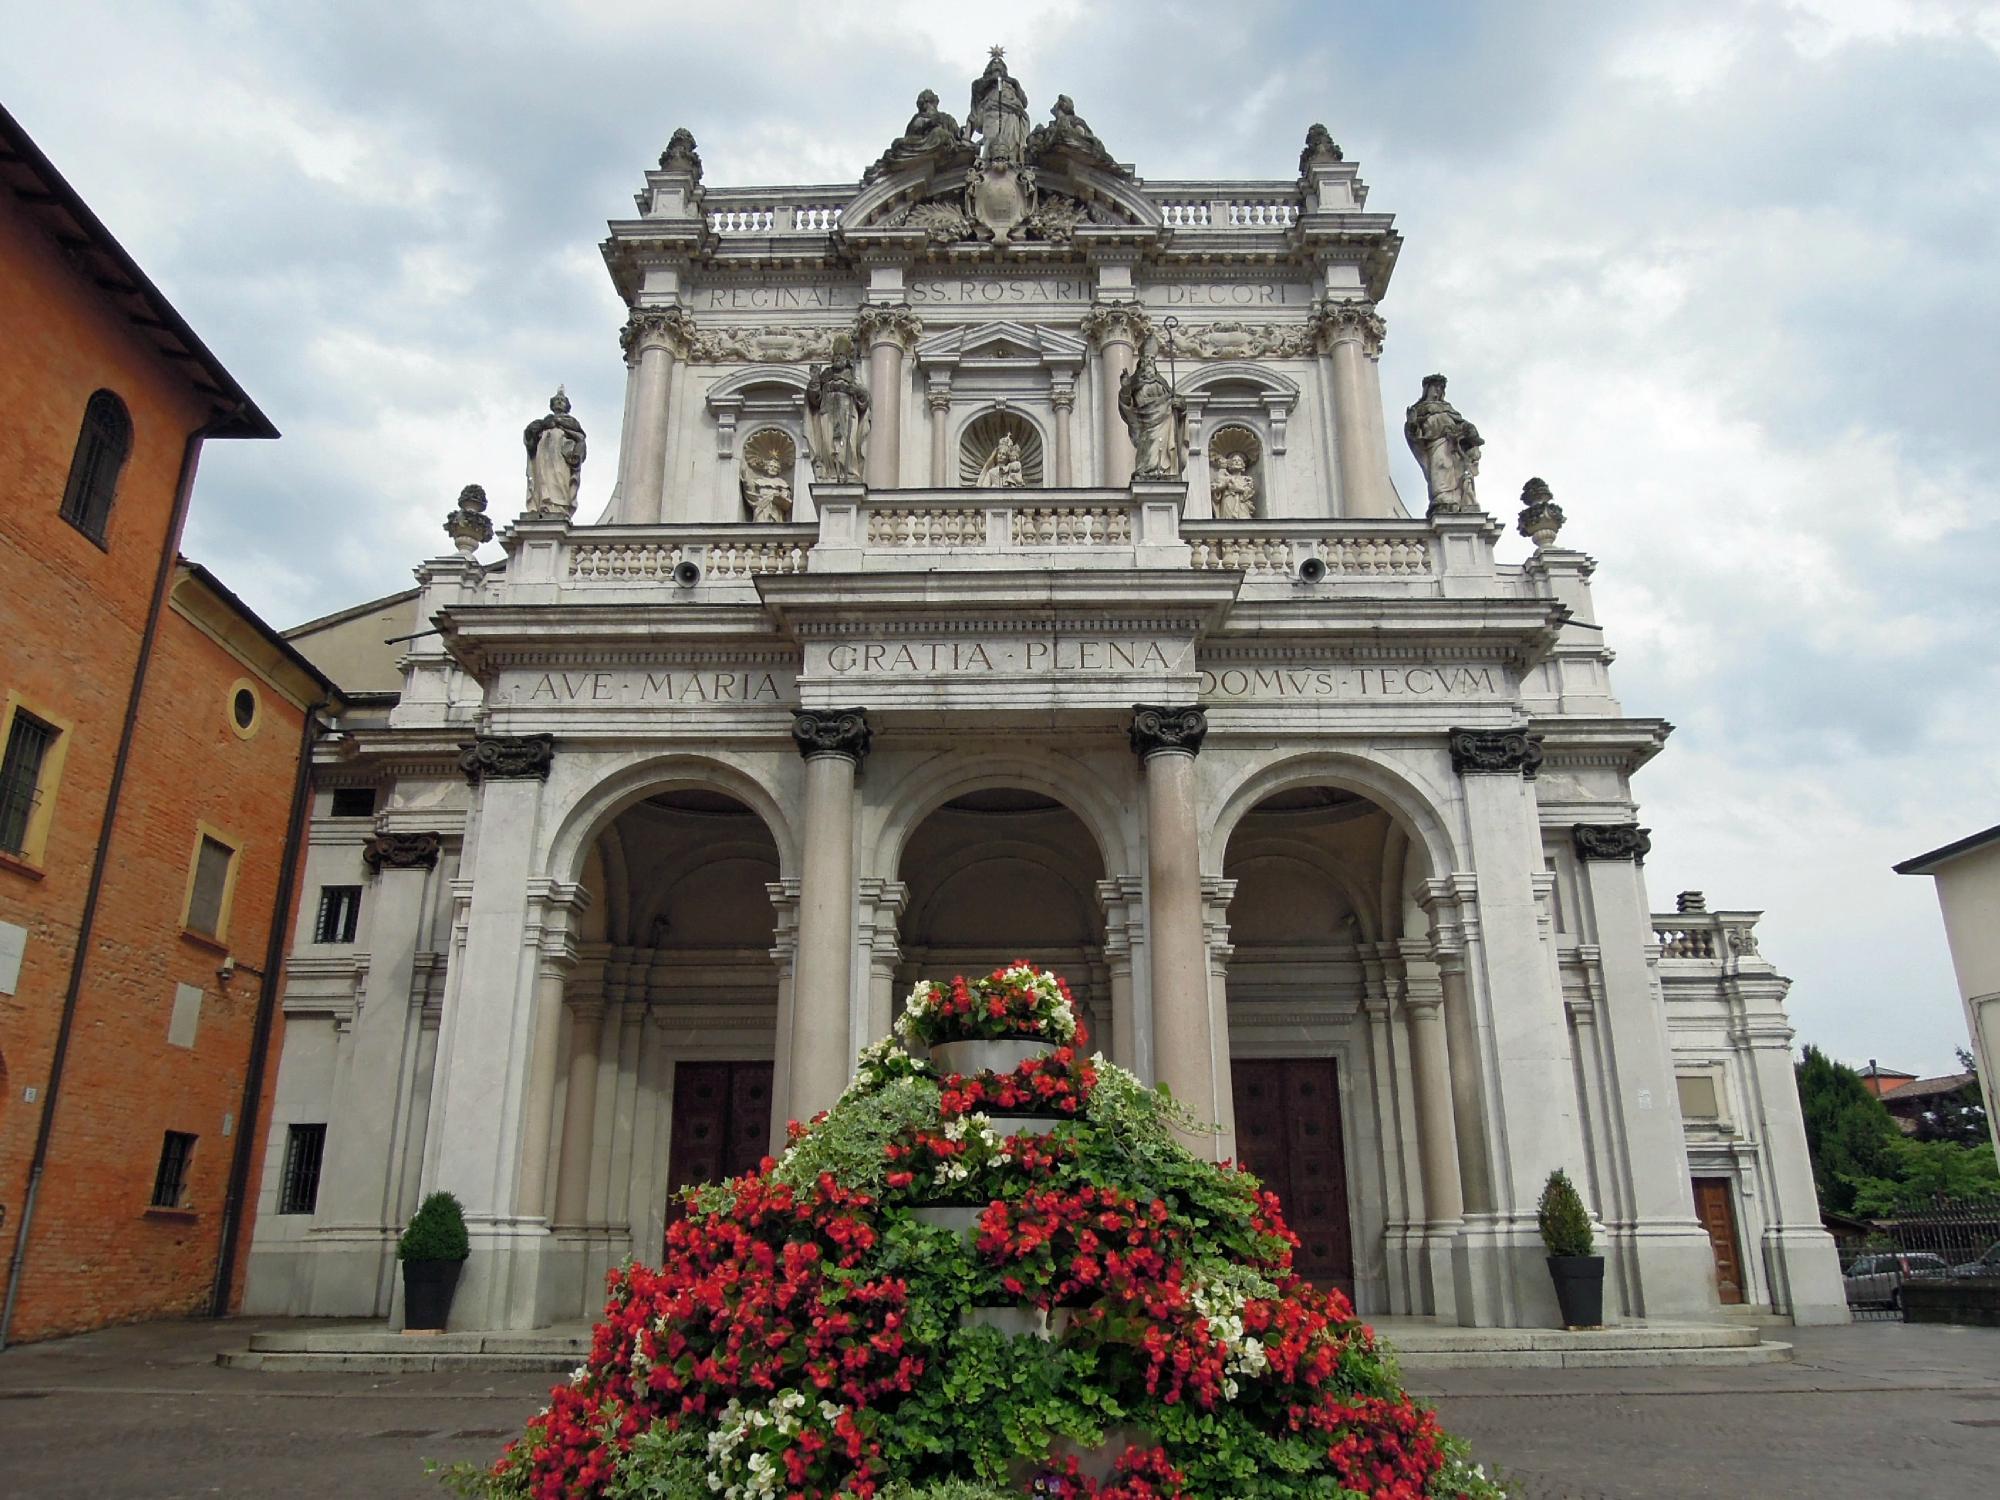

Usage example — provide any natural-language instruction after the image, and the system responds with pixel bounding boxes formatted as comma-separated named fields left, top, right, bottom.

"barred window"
left=58, top=390, right=133, bottom=544
left=185, top=834, right=235, bottom=938
left=0, top=711, right=57, bottom=855
left=313, top=885, right=361, bottom=944
left=150, top=1130, right=197, bottom=1209
left=329, top=787, right=376, bottom=818
left=278, top=1124, right=327, bottom=1215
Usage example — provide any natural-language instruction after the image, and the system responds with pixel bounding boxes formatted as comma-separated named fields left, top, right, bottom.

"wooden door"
left=1692, top=1176, right=1746, bottom=1305
left=1232, top=1058, right=1354, bottom=1293
left=667, top=1061, right=775, bottom=1198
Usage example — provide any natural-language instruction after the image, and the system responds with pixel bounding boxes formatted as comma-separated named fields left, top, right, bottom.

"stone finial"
left=658, top=127, right=703, bottom=180
left=1299, top=123, right=1344, bottom=176
left=1677, top=891, right=1707, bottom=914
left=1516, top=477, right=1566, bottom=549
left=443, top=483, right=493, bottom=555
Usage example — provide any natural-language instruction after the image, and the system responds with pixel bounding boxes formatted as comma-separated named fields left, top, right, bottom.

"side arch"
left=865, top=750, right=1134, bottom=882
left=1206, top=750, right=1459, bottom=886
left=543, top=752, right=799, bottom=888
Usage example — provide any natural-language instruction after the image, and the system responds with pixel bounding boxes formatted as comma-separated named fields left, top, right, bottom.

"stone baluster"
left=1084, top=303, right=1148, bottom=485
left=1313, top=300, right=1395, bottom=517
left=785, top=710, right=871, bottom=1126
left=618, top=307, right=692, bottom=523
left=858, top=308, right=921, bottom=490
left=1130, top=706, right=1223, bottom=1153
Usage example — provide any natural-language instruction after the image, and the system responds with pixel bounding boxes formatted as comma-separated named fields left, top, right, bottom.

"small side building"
left=1895, top=825, right=2000, bottom=1163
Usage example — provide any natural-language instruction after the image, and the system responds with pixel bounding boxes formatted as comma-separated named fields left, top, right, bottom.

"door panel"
left=668, top=1061, right=776, bottom=1203
left=1691, top=1176, right=1746, bottom=1305
left=1232, top=1058, right=1353, bottom=1293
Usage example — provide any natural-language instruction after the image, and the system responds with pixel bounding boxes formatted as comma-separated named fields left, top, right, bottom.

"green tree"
left=1794, top=1046, right=1902, bottom=1216
left=1911, top=1048, right=1991, bottom=1148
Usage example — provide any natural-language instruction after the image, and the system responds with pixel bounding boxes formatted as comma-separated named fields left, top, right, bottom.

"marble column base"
left=1760, top=1226, right=1851, bottom=1326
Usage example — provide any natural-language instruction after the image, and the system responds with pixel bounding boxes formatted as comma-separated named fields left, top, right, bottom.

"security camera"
left=217, top=955, right=236, bottom=983
left=1297, top=556, right=1328, bottom=584
left=672, top=560, right=702, bottom=588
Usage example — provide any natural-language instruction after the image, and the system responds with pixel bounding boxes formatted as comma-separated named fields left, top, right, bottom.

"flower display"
left=456, top=968, right=1502, bottom=1500
left=896, top=963, right=1080, bottom=1047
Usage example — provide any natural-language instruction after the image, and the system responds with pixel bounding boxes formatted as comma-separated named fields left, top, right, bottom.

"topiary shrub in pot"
left=398, top=1190, right=469, bottom=1332
left=1537, top=1168, right=1604, bottom=1329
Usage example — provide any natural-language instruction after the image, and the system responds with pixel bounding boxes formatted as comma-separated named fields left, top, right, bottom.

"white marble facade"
left=244, top=75, right=1845, bottom=1332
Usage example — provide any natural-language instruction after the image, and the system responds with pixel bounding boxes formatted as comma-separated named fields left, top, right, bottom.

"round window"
left=228, top=682, right=260, bottom=738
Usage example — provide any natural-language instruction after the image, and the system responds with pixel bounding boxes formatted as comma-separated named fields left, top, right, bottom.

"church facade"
left=245, top=61, right=1845, bottom=1332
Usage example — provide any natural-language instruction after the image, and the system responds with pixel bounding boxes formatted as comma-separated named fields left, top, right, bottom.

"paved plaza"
left=0, top=1318, right=1994, bottom=1496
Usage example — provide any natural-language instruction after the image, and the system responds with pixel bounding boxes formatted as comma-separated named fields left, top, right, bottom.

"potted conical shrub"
left=398, top=1190, right=469, bottom=1332
left=1538, top=1168, right=1605, bottom=1329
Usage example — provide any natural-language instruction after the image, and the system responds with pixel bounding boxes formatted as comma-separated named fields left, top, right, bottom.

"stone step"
left=220, top=1348, right=580, bottom=1373
left=1396, top=1340, right=1793, bottom=1371
left=1377, top=1320, right=1762, bottom=1353
left=218, top=1325, right=590, bottom=1374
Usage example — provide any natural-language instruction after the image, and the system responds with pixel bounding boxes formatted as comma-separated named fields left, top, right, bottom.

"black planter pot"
left=1547, top=1254, right=1605, bottom=1328
left=403, top=1257, right=465, bottom=1331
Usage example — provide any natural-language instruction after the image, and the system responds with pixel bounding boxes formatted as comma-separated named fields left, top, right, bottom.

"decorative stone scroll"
left=1165, top=321, right=1316, bottom=361
left=458, top=733, right=556, bottom=785
left=792, top=708, right=872, bottom=763
left=1572, top=823, right=1652, bottom=864
left=362, top=831, right=442, bottom=873
left=1446, top=727, right=1543, bottom=779
left=1129, top=705, right=1208, bottom=759
left=683, top=324, right=841, bottom=364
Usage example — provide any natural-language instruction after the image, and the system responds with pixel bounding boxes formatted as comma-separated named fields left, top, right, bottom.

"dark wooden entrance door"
left=667, top=1061, right=774, bottom=1198
left=1231, top=1058, right=1354, bottom=1293
left=1691, top=1176, right=1746, bottom=1305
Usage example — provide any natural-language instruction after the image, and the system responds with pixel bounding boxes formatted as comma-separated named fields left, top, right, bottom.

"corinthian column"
left=1313, top=300, right=1395, bottom=517
left=1130, top=706, right=1222, bottom=1154
left=1084, top=303, right=1148, bottom=485
left=785, top=709, right=871, bottom=1127
left=618, top=306, right=692, bottom=523
left=857, top=307, right=921, bottom=489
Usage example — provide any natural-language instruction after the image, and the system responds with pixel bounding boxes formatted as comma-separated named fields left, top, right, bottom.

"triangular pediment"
left=916, top=320, right=1087, bottom=371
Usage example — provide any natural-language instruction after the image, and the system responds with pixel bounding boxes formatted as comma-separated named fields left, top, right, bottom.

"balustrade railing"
left=704, top=196, right=849, bottom=235
left=1184, top=522, right=1434, bottom=578
left=564, top=527, right=816, bottom=581
left=1651, top=914, right=1765, bottom=962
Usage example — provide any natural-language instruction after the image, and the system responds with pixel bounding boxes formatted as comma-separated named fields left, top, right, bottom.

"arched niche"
left=1206, top=423, right=1264, bottom=519
left=738, top=427, right=798, bottom=523
left=704, top=367, right=811, bottom=522
left=958, top=407, right=1045, bottom=487
left=1179, top=363, right=1300, bottom=518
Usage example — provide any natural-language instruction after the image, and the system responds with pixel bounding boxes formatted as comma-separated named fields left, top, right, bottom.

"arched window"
left=58, top=390, right=133, bottom=544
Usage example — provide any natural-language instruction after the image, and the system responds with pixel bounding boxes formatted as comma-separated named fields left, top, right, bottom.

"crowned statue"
left=1209, top=451, right=1258, bottom=519
left=968, top=48, right=1030, bottom=165
left=523, top=387, right=586, bottom=516
left=805, top=340, right=870, bottom=483
left=975, top=432, right=1027, bottom=489
left=740, top=452, right=794, bottom=523
left=1118, top=333, right=1187, bottom=481
left=1403, top=373, right=1483, bottom=514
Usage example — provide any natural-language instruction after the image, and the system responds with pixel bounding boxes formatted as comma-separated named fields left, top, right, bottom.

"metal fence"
left=1837, top=1195, right=2000, bottom=1321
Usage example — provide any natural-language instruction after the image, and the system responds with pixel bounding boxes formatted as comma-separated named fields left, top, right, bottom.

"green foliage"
left=398, top=1190, right=469, bottom=1262
left=1844, top=1134, right=2000, bottom=1217
left=1536, top=1170, right=1594, bottom=1257
left=603, top=1421, right=711, bottom=1499
left=1794, top=1045, right=1999, bottom=1218
left=769, top=1074, right=942, bottom=1199
left=876, top=1482, right=1016, bottom=1500
left=1912, top=1050, right=1992, bottom=1147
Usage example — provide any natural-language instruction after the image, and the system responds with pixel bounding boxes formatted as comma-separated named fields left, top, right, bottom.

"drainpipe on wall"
left=209, top=699, right=324, bottom=1317
left=0, top=417, right=222, bottom=1350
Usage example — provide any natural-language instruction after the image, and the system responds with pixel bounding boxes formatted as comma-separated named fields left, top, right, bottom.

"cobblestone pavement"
left=0, top=1317, right=1994, bottom=1496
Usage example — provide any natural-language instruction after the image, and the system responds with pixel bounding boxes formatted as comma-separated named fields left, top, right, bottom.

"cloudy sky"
left=7, top=1, right=1996, bottom=1072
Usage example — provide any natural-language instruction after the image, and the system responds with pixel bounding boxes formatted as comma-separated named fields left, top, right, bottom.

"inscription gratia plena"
left=1200, top=664, right=1504, bottom=701
left=822, top=638, right=1182, bottom=675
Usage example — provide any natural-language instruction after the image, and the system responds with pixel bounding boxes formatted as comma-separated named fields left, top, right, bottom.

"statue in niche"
left=976, top=432, right=1027, bottom=488
left=967, top=48, right=1030, bottom=165
left=1117, top=332, right=1187, bottom=480
left=1403, top=373, right=1483, bottom=514
left=523, top=387, right=586, bottom=516
left=741, top=453, right=794, bottom=523
left=1029, top=94, right=1117, bottom=170
left=805, top=339, right=870, bottom=483
left=1210, top=452, right=1258, bottom=520
left=864, top=90, right=965, bottom=183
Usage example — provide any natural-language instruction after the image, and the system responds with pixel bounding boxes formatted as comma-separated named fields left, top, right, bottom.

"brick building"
left=0, top=104, right=338, bottom=1344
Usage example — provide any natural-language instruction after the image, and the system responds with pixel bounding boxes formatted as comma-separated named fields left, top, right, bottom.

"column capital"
left=565, top=996, right=607, bottom=1024
left=1311, top=297, right=1387, bottom=358
left=792, top=707, right=872, bottom=763
left=459, top=733, right=555, bottom=785
left=925, top=379, right=954, bottom=414
left=362, top=830, right=442, bottom=873
left=1049, top=379, right=1077, bottom=414
left=1447, top=726, right=1544, bottom=779
left=855, top=305, right=923, bottom=352
left=1081, top=300, right=1150, bottom=349
left=1130, top=704, right=1208, bottom=760
left=618, top=304, right=694, bottom=365
left=1572, top=822, right=1652, bottom=864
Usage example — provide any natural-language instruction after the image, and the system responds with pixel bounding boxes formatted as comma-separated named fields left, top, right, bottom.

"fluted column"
left=1050, top=380, right=1077, bottom=486
left=786, top=709, right=871, bottom=1127
left=926, top=380, right=953, bottom=486
left=618, top=307, right=691, bottom=523
left=1130, top=706, right=1220, bottom=1153
left=1314, top=300, right=1394, bottom=517
left=858, top=308, right=921, bottom=490
left=1084, top=304, right=1148, bottom=484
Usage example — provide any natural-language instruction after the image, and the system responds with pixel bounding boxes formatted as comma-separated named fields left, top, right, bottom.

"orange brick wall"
left=0, top=191, right=299, bottom=1341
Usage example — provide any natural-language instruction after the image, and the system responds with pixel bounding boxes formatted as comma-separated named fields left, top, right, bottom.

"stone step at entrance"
left=1374, top=1317, right=1792, bottom=1370
left=219, top=1324, right=591, bottom=1374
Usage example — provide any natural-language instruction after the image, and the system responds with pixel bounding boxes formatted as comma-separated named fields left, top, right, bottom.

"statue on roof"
left=805, top=338, right=870, bottom=483
left=968, top=48, right=1031, bottom=166
left=658, top=127, right=703, bottom=180
left=1028, top=94, right=1117, bottom=172
left=523, top=388, right=586, bottom=516
left=863, top=90, right=966, bottom=184
left=1404, top=374, right=1483, bottom=515
left=1299, top=123, right=1343, bottom=176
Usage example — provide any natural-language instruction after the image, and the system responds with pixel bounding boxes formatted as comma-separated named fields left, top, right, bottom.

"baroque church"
left=246, top=56, right=1845, bottom=1333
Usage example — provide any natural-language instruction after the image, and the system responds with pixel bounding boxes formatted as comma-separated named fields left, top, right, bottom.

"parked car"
left=1949, top=1242, right=2000, bottom=1278
left=1842, top=1252, right=1951, bottom=1309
